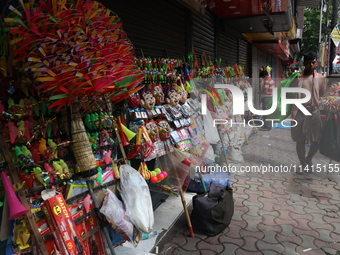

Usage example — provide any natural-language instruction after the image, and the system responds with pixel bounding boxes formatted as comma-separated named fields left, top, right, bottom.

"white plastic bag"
left=100, top=189, right=134, bottom=242
left=203, top=111, right=220, bottom=144
left=119, top=164, right=154, bottom=233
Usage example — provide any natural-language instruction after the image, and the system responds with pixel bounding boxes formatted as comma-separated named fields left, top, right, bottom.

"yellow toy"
left=14, top=219, right=31, bottom=251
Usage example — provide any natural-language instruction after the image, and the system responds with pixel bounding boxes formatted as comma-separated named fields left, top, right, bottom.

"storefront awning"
left=207, top=0, right=293, bottom=33
left=243, top=19, right=297, bottom=42
left=253, top=40, right=290, bottom=60
left=207, top=0, right=289, bottom=19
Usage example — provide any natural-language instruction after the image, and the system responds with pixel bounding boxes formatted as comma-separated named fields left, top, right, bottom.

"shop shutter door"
left=238, top=39, right=250, bottom=76
left=252, top=46, right=260, bottom=108
left=192, top=9, right=215, bottom=66
left=99, top=0, right=186, bottom=59
left=258, top=50, right=271, bottom=71
left=217, top=28, right=238, bottom=67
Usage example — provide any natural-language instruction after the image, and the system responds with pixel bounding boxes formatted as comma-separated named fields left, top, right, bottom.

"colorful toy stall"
left=0, top=0, right=251, bottom=253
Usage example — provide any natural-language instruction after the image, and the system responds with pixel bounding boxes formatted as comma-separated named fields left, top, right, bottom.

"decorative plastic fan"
left=5, top=0, right=144, bottom=111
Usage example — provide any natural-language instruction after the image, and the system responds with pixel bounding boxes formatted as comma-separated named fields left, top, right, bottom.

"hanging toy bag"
left=119, top=164, right=154, bottom=234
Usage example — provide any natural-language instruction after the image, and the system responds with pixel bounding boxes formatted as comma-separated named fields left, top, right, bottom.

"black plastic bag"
left=320, top=112, right=340, bottom=162
left=190, top=182, right=234, bottom=236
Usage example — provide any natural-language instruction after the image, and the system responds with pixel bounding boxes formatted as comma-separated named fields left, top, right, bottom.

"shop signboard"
left=332, top=55, right=340, bottom=68
left=330, top=25, right=340, bottom=47
left=325, top=42, right=329, bottom=67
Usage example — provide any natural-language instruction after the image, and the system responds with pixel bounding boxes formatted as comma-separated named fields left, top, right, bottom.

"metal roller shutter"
left=258, top=51, right=271, bottom=72
left=99, top=0, right=186, bottom=59
left=252, top=46, right=261, bottom=108
left=217, top=27, right=238, bottom=67
left=192, top=9, right=215, bottom=66
left=238, top=39, right=250, bottom=76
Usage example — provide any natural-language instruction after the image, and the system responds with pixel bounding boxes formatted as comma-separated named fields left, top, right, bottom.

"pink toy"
left=7, top=121, right=18, bottom=144
left=103, top=150, right=112, bottom=165
left=157, top=173, right=165, bottom=181
left=161, top=171, right=168, bottom=178
left=84, top=194, right=91, bottom=215
left=44, top=162, right=55, bottom=173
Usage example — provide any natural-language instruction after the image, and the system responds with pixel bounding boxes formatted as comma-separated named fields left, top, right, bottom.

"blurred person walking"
left=290, top=52, right=326, bottom=172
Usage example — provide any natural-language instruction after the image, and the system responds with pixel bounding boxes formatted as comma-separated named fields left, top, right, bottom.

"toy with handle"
left=0, top=170, right=29, bottom=219
left=117, top=117, right=129, bottom=146
left=141, top=126, right=154, bottom=158
left=126, top=127, right=142, bottom=160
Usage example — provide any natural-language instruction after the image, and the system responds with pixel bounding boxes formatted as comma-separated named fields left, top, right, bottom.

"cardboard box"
left=44, top=194, right=87, bottom=255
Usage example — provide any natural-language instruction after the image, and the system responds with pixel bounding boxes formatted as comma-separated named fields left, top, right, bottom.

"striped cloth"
left=263, top=77, right=275, bottom=96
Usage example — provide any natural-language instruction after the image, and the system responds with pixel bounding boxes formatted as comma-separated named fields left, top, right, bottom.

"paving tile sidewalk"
left=155, top=128, right=340, bottom=255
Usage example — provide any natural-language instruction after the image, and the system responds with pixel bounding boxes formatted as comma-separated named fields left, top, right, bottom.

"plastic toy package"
left=118, top=164, right=154, bottom=234
left=100, top=189, right=135, bottom=244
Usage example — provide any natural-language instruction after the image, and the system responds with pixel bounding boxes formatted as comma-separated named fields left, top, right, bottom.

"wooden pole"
left=179, top=186, right=194, bottom=237
left=217, top=128, right=230, bottom=168
left=173, top=152, right=195, bottom=237
left=0, top=134, right=49, bottom=255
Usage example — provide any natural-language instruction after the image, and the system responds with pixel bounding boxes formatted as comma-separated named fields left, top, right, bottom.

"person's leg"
left=296, top=141, right=306, bottom=170
left=304, top=107, right=321, bottom=169
left=261, top=97, right=271, bottom=130
left=305, top=141, right=319, bottom=167
left=261, top=97, right=266, bottom=128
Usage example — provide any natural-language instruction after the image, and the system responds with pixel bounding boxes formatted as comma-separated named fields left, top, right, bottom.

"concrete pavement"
left=154, top=128, right=340, bottom=255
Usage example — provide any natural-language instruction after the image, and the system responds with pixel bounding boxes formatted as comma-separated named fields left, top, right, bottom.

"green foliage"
left=300, top=2, right=340, bottom=59
left=300, top=8, right=322, bottom=58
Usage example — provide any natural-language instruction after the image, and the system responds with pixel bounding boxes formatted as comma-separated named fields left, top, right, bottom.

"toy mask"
left=150, top=84, right=165, bottom=105
left=145, top=120, right=159, bottom=142
left=164, top=85, right=179, bottom=107
left=127, top=92, right=141, bottom=109
left=157, top=119, right=171, bottom=141
left=139, top=88, right=156, bottom=110
left=173, top=84, right=188, bottom=104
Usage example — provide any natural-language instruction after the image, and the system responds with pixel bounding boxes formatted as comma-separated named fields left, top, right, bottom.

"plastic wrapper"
left=100, top=189, right=134, bottom=242
left=203, top=110, right=220, bottom=144
left=148, top=155, right=181, bottom=196
left=119, top=164, right=154, bottom=233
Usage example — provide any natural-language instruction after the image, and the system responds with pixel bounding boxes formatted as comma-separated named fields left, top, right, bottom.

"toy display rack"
left=0, top=116, right=129, bottom=255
